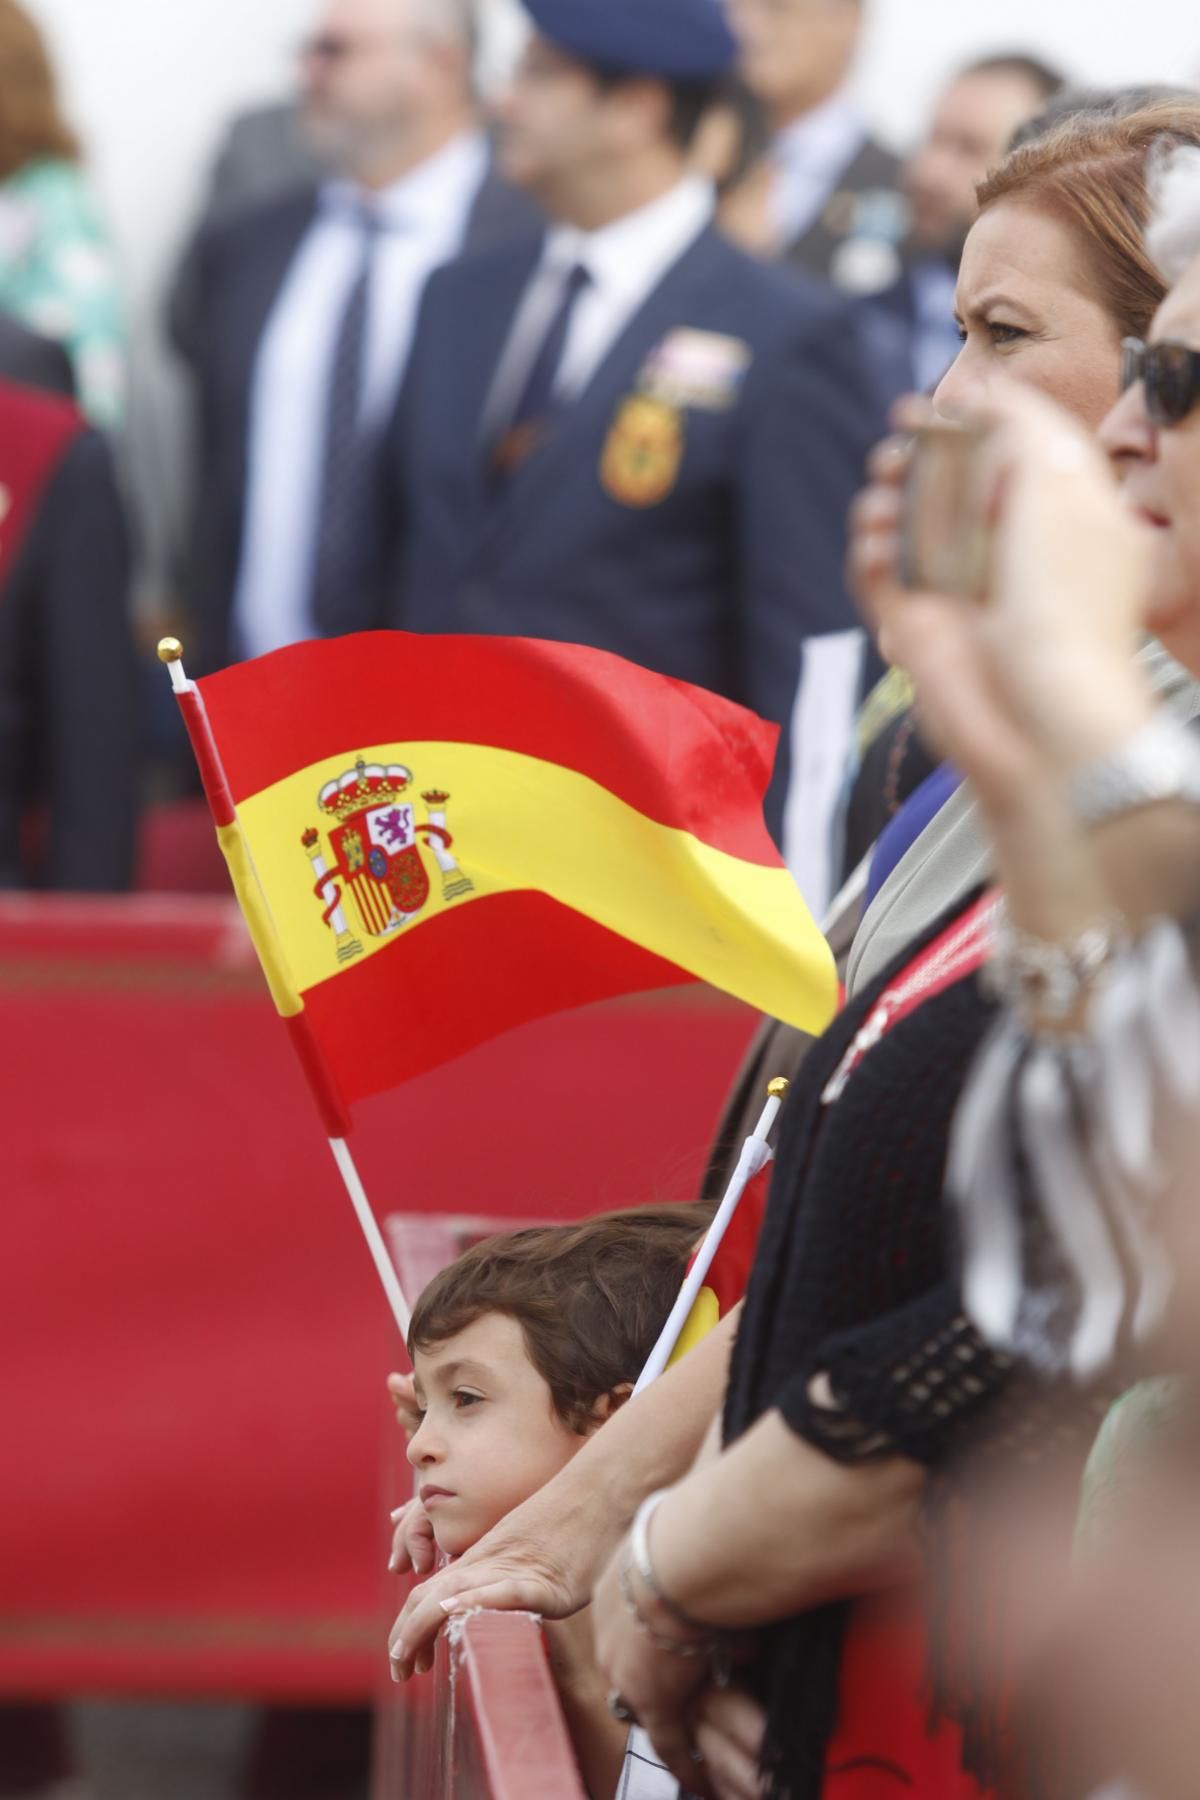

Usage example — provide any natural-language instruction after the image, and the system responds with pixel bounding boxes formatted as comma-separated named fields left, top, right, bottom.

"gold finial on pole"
left=157, top=637, right=184, bottom=663
left=767, top=1077, right=790, bottom=1100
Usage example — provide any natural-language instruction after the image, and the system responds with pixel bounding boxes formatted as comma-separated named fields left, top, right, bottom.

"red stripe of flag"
left=198, top=633, right=781, bottom=866
left=299, top=890, right=695, bottom=1104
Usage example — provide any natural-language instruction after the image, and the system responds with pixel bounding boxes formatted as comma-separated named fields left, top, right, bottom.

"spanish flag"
left=180, top=632, right=836, bottom=1132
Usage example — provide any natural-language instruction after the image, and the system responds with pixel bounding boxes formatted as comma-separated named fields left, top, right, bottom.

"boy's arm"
left=389, top=1303, right=740, bottom=1677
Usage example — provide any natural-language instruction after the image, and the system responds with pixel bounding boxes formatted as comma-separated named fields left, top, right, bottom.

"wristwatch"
left=1071, top=710, right=1200, bottom=825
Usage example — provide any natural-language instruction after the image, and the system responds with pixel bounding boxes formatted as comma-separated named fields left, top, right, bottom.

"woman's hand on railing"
left=389, top=1491, right=591, bottom=1680
left=388, top=1497, right=437, bottom=1577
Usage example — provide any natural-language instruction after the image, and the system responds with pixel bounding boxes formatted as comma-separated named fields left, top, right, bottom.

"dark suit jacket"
left=782, top=135, right=904, bottom=286
left=384, top=226, right=884, bottom=748
left=176, top=163, right=540, bottom=674
left=0, top=311, right=75, bottom=399
left=853, top=266, right=920, bottom=407
left=166, top=102, right=327, bottom=362
left=0, top=385, right=136, bottom=889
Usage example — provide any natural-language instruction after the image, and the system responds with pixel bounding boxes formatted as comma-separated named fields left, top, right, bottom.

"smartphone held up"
left=898, top=421, right=994, bottom=602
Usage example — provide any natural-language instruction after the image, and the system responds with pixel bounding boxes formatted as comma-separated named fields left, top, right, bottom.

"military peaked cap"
left=523, top=0, right=738, bottom=82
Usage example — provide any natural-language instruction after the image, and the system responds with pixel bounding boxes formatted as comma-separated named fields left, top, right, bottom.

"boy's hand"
left=388, top=1497, right=438, bottom=1577
left=386, top=1371, right=421, bottom=1437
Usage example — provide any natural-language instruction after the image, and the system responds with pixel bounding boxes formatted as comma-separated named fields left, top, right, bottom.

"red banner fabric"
left=2, top=894, right=757, bottom=1699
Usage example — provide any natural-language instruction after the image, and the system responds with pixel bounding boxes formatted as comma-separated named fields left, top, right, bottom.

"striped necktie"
left=311, top=207, right=384, bottom=637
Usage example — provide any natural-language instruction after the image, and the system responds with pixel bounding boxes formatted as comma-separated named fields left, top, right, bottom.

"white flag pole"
left=633, top=1077, right=789, bottom=1394
left=159, top=638, right=411, bottom=1339
left=329, top=1139, right=411, bottom=1336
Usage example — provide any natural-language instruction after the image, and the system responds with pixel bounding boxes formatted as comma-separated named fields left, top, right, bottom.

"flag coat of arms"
left=188, top=632, right=838, bottom=1129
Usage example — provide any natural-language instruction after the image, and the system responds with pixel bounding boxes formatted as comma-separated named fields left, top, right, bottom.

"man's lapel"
left=436, top=237, right=546, bottom=523
left=854, top=270, right=919, bottom=404
left=237, top=192, right=321, bottom=372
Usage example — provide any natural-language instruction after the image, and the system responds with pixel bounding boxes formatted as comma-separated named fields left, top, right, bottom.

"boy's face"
left=408, top=1312, right=588, bottom=1556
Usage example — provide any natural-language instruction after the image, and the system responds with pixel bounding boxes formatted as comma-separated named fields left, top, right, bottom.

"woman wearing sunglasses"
left=855, top=138, right=1200, bottom=1798
left=842, top=94, right=1200, bottom=934
left=1104, top=325, right=1200, bottom=675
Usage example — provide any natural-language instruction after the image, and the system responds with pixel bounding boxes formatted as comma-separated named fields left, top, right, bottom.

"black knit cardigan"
left=724, top=893, right=1029, bottom=1799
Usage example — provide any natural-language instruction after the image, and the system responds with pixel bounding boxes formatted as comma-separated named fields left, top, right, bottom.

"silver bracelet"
left=1071, top=709, right=1200, bottom=826
left=617, top=1552, right=713, bottom=1659
left=630, top=1489, right=717, bottom=1636
left=983, top=906, right=1126, bottom=1023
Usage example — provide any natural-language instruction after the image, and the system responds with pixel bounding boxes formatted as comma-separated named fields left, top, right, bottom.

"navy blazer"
left=0, top=396, right=136, bottom=889
left=782, top=135, right=904, bottom=287
left=384, top=225, right=884, bottom=737
left=177, top=165, right=540, bottom=674
left=854, top=269, right=921, bottom=408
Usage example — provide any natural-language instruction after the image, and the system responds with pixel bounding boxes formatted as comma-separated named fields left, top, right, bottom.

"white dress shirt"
left=482, top=175, right=714, bottom=439
left=769, top=90, right=869, bottom=249
left=784, top=627, right=867, bottom=918
left=233, top=130, right=489, bottom=662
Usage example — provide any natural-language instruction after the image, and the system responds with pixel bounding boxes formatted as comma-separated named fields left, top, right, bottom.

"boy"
left=391, top=1204, right=708, bottom=1798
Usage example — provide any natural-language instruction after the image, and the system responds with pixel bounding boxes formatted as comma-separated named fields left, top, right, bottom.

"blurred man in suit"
left=384, top=0, right=882, bottom=849
left=188, top=101, right=326, bottom=235
left=727, top=0, right=906, bottom=291
left=0, top=378, right=136, bottom=889
left=176, top=0, right=538, bottom=675
left=857, top=53, right=1066, bottom=403
left=168, top=101, right=327, bottom=356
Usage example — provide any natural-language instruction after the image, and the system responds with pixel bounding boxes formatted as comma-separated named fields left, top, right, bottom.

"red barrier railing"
left=373, top=1611, right=587, bottom=1800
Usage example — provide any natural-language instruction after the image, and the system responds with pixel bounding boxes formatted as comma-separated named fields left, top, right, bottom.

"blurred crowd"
left=14, top=1, right=1200, bottom=1799
left=0, top=0, right=1071, bottom=903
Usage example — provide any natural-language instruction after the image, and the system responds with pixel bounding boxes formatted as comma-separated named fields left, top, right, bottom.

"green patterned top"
left=0, top=157, right=126, bottom=428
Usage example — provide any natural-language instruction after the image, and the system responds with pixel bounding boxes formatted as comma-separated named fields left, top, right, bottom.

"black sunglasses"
left=1120, top=335, right=1200, bottom=428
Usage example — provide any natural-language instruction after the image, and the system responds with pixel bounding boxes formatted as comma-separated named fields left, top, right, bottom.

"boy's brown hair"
left=408, top=1203, right=712, bottom=1434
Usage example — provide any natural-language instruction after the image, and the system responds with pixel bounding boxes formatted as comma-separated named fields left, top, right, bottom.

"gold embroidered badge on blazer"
left=600, top=394, right=685, bottom=509
left=599, top=329, right=754, bottom=509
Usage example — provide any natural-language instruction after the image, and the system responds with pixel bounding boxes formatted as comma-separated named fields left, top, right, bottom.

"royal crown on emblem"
left=318, top=757, right=413, bottom=822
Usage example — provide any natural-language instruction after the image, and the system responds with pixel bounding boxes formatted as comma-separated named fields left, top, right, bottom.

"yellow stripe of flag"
left=236, top=741, right=835, bottom=1031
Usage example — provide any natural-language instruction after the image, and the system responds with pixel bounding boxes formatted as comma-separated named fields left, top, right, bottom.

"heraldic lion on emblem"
left=301, top=758, right=473, bottom=966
